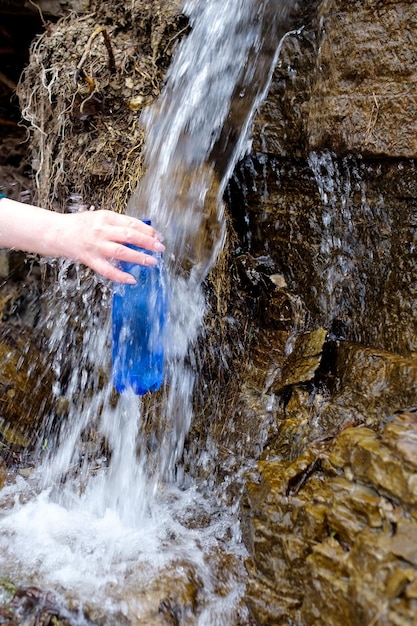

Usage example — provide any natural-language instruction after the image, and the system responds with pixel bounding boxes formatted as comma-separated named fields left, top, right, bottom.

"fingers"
left=85, top=239, right=161, bottom=284
left=110, top=242, right=158, bottom=266
left=122, top=229, right=166, bottom=253
left=69, top=210, right=167, bottom=282
left=123, top=215, right=163, bottom=241
left=96, top=211, right=165, bottom=254
left=89, top=258, right=138, bottom=284
left=102, top=211, right=164, bottom=240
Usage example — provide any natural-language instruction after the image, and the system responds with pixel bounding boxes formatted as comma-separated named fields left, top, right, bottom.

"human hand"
left=56, top=209, right=166, bottom=284
left=0, top=198, right=165, bottom=283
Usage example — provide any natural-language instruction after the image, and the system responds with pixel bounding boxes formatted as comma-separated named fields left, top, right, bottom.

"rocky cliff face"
left=307, top=0, right=417, bottom=157
left=237, top=0, right=417, bottom=624
left=1, top=0, right=417, bottom=624
left=237, top=0, right=417, bottom=355
left=242, top=409, right=417, bottom=625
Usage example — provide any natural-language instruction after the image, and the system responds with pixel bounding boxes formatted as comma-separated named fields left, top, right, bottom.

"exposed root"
left=16, top=0, right=188, bottom=213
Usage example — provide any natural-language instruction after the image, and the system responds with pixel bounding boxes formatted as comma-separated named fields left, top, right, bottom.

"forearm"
left=0, top=197, right=64, bottom=257
left=0, top=196, right=166, bottom=283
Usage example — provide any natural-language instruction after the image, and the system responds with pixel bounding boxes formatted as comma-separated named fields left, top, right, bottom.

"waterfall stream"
left=0, top=0, right=294, bottom=623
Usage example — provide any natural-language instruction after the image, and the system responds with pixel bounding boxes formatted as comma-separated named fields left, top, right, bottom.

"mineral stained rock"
left=242, top=410, right=417, bottom=626
left=244, top=0, right=417, bottom=354
left=253, top=0, right=417, bottom=158
left=307, top=0, right=417, bottom=157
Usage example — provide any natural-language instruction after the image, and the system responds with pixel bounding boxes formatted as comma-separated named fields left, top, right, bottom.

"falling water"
left=307, top=150, right=364, bottom=324
left=0, top=0, right=295, bottom=623
left=307, top=150, right=388, bottom=339
left=128, top=0, right=295, bottom=481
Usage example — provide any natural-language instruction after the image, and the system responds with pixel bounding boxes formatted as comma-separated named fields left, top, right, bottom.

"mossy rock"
left=0, top=323, right=55, bottom=452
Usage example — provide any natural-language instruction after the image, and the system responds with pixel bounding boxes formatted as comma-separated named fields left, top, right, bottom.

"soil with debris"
left=16, top=0, right=189, bottom=213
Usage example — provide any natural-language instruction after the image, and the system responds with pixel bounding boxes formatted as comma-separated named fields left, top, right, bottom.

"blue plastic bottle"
left=111, top=221, right=167, bottom=395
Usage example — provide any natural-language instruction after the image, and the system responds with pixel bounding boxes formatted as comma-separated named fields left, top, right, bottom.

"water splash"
left=0, top=0, right=295, bottom=622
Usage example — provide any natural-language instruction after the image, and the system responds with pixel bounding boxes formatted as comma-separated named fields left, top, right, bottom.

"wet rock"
left=252, top=17, right=317, bottom=157
left=261, top=339, right=417, bottom=463
left=240, top=335, right=417, bottom=624
left=264, top=385, right=328, bottom=463
left=241, top=447, right=329, bottom=624
left=327, top=414, right=417, bottom=510
left=272, top=327, right=327, bottom=389
left=107, top=573, right=196, bottom=625
left=0, top=324, right=55, bottom=455
left=0, top=457, right=6, bottom=488
left=229, top=154, right=417, bottom=355
left=240, top=0, right=417, bottom=355
left=320, top=343, right=417, bottom=431
left=81, top=552, right=241, bottom=626
left=0, top=582, right=85, bottom=626
left=253, top=0, right=417, bottom=159
left=246, top=293, right=297, bottom=392
left=242, top=410, right=417, bottom=625
left=307, top=0, right=417, bottom=157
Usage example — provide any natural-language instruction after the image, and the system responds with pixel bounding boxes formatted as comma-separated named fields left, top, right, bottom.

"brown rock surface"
left=307, top=0, right=417, bottom=157
left=240, top=331, right=417, bottom=625
left=229, top=154, right=417, bottom=355
left=0, top=324, right=55, bottom=454
left=253, top=0, right=417, bottom=158
left=242, top=410, right=417, bottom=625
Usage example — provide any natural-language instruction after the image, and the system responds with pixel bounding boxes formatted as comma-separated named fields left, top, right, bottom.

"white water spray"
left=0, top=0, right=295, bottom=622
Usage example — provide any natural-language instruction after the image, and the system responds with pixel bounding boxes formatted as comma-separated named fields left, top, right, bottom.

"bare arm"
left=0, top=197, right=165, bottom=284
